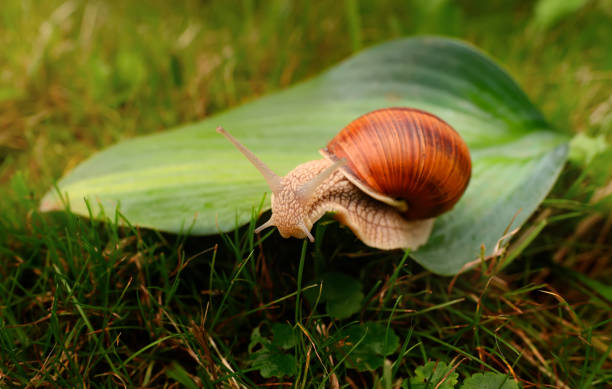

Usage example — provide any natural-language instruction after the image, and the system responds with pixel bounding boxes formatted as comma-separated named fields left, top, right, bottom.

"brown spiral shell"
left=320, top=107, right=472, bottom=220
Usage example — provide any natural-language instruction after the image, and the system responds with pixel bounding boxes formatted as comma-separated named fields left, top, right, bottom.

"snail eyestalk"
left=216, top=126, right=282, bottom=193
left=297, top=158, right=346, bottom=203
left=254, top=218, right=275, bottom=234
left=298, top=220, right=315, bottom=242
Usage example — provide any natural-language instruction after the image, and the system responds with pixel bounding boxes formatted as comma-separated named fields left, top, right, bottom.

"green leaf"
left=410, top=361, right=459, bottom=389
left=335, top=322, right=399, bottom=371
left=270, top=323, right=297, bottom=350
left=460, top=372, right=519, bottom=389
left=310, top=272, right=363, bottom=319
left=250, top=349, right=297, bottom=378
left=247, top=326, right=269, bottom=354
left=248, top=323, right=298, bottom=378
left=41, top=37, right=568, bottom=275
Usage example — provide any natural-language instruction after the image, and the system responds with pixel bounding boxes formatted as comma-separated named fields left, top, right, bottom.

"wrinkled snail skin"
left=268, top=159, right=435, bottom=249
left=216, top=107, right=471, bottom=251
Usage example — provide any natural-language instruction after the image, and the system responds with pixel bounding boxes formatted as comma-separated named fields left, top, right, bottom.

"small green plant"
left=305, top=272, right=364, bottom=319
left=460, top=372, right=519, bottom=389
left=334, top=322, right=400, bottom=372
left=404, top=361, right=520, bottom=388
left=249, top=323, right=298, bottom=378
left=409, top=361, right=459, bottom=389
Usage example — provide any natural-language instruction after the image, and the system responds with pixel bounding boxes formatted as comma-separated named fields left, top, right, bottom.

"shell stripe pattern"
left=324, top=107, right=471, bottom=220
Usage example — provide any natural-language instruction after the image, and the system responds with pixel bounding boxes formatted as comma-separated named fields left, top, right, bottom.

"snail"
left=216, top=107, right=471, bottom=250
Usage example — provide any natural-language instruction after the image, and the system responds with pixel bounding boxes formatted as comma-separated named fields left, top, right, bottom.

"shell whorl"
left=322, top=107, right=471, bottom=220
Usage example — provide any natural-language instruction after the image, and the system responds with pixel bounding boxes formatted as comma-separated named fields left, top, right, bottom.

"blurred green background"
left=1, top=0, right=610, bottom=193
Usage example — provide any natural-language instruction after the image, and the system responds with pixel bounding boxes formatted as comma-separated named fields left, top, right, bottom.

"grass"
left=1, top=0, right=611, bottom=387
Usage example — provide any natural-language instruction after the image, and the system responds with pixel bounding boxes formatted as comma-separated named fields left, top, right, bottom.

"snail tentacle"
left=298, top=220, right=315, bottom=242
left=216, top=127, right=283, bottom=193
left=254, top=218, right=275, bottom=234
left=297, top=158, right=346, bottom=203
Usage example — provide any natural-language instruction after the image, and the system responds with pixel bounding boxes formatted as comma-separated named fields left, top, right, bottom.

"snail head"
left=216, top=127, right=344, bottom=242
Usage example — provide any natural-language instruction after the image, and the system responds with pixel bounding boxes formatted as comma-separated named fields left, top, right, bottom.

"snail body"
left=217, top=107, right=471, bottom=250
